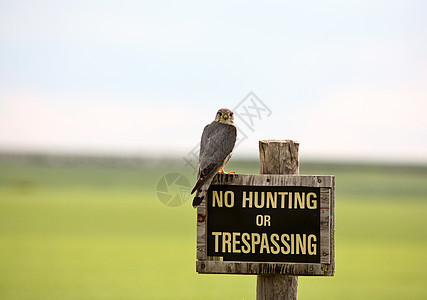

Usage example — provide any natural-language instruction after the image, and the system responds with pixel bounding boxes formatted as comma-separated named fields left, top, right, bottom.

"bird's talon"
left=218, top=169, right=234, bottom=174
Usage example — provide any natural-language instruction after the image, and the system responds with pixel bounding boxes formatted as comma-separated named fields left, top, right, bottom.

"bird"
left=191, top=108, right=237, bottom=208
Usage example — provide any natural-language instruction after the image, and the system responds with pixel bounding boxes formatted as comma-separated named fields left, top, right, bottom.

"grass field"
left=0, top=157, right=426, bottom=299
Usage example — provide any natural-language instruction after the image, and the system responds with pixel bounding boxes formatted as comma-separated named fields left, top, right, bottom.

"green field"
left=0, top=157, right=426, bottom=299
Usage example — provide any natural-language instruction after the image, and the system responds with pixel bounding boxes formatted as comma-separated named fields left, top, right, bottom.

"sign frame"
left=196, top=173, right=335, bottom=276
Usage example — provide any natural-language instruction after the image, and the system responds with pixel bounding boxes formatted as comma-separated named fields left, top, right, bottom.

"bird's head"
left=214, top=108, right=234, bottom=125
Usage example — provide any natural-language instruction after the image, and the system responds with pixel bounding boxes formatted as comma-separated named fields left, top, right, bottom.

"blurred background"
left=0, top=1, right=426, bottom=299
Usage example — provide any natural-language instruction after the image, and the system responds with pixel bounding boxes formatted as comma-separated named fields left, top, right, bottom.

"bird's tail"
left=192, top=186, right=207, bottom=208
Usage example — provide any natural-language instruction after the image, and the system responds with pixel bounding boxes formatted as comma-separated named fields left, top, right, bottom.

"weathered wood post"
left=196, top=140, right=335, bottom=298
left=257, top=139, right=299, bottom=299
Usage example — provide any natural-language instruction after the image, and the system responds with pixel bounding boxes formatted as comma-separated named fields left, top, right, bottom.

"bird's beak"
left=223, top=114, right=229, bottom=120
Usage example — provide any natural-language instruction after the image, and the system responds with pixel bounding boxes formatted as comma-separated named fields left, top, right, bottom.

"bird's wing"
left=199, top=123, right=213, bottom=159
left=191, top=122, right=237, bottom=194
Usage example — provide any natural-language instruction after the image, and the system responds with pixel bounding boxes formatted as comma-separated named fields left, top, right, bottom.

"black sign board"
left=196, top=174, right=334, bottom=276
left=207, top=185, right=320, bottom=263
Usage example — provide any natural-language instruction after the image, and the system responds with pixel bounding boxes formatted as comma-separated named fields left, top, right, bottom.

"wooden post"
left=257, top=139, right=299, bottom=300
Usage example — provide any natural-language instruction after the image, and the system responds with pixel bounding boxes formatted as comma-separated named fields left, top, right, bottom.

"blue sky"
left=0, top=1, right=426, bottom=162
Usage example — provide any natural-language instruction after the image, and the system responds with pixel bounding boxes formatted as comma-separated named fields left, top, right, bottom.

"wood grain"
left=196, top=173, right=335, bottom=276
left=258, top=139, right=299, bottom=300
left=195, top=140, right=335, bottom=283
left=197, top=261, right=333, bottom=276
left=196, top=194, right=206, bottom=260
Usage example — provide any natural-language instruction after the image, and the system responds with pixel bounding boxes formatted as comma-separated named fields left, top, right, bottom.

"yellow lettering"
left=308, top=234, right=317, bottom=255
left=241, top=233, right=251, bottom=254
left=296, top=234, right=306, bottom=254
left=278, top=192, right=287, bottom=208
left=224, top=191, right=234, bottom=208
left=291, top=234, right=294, bottom=254
left=260, top=233, right=270, bottom=254
left=307, top=192, right=317, bottom=209
left=281, top=234, right=290, bottom=254
left=270, top=233, right=280, bottom=254
left=242, top=191, right=252, bottom=208
left=212, top=232, right=222, bottom=252
left=255, top=191, right=264, bottom=208
left=222, top=232, right=231, bottom=253
left=256, top=215, right=263, bottom=226
left=295, top=192, right=305, bottom=209
left=212, top=191, right=222, bottom=207
left=264, top=215, right=271, bottom=226
left=266, top=192, right=277, bottom=208
left=232, top=232, right=241, bottom=253
left=251, top=233, right=260, bottom=253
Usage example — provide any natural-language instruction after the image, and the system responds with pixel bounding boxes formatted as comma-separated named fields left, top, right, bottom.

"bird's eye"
left=218, top=112, right=222, bottom=116
left=230, top=112, right=233, bottom=116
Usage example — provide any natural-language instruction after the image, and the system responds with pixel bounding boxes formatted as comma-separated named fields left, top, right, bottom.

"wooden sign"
left=196, top=173, right=335, bottom=276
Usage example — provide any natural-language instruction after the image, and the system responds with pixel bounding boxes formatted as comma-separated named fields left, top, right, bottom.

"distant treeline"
left=0, top=152, right=426, bottom=174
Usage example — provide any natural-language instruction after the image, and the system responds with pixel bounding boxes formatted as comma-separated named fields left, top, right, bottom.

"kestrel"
left=191, top=108, right=237, bottom=208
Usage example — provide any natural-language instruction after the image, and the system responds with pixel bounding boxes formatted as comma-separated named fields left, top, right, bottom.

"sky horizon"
left=1, top=1, right=426, bottom=164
